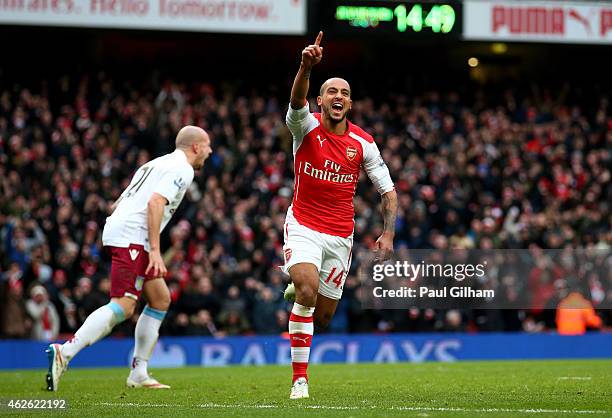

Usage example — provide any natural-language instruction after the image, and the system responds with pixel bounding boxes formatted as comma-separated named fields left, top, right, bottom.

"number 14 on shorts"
left=324, top=268, right=344, bottom=288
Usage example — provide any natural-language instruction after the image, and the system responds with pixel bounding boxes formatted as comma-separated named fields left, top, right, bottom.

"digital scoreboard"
left=321, top=1, right=462, bottom=38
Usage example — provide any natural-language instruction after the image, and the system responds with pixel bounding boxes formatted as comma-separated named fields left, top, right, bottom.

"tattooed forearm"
left=290, top=64, right=312, bottom=109
left=381, top=190, right=398, bottom=235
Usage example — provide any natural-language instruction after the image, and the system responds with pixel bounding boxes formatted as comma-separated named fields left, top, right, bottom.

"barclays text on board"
left=1, top=333, right=611, bottom=369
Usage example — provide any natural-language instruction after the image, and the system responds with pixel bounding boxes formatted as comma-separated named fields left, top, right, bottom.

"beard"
left=194, top=158, right=205, bottom=170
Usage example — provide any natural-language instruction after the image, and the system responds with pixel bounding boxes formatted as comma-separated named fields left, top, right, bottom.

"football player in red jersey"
left=282, top=31, right=398, bottom=399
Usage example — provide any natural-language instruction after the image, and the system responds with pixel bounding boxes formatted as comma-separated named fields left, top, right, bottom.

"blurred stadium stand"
left=0, top=0, right=610, bottom=343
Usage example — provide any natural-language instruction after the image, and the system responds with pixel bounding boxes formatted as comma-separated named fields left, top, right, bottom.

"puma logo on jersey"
left=129, top=249, right=140, bottom=261
left=317, top=135, right=326, bottom=148
left=292, top=335, right=310, bottom=344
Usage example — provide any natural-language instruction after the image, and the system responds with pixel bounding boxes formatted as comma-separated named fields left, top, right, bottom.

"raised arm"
left=290, top=31, right=323, bottom=110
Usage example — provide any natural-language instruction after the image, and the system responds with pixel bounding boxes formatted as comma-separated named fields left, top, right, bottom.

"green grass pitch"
left=1, top=360, right=611, bottom=417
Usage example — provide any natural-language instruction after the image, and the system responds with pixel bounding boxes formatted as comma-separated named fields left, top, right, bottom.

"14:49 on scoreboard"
left=331, top=1, right=462, bottom=36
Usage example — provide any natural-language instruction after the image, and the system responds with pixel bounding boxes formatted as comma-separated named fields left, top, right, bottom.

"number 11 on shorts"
left=325, top=268, right=344, bottom=288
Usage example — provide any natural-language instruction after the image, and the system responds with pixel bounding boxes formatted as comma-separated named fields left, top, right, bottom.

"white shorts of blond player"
left=281, top=208, right=352, bottom=301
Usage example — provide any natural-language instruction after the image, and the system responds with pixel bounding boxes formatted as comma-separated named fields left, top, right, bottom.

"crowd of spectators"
left=0, top=71, right=610, bottom=340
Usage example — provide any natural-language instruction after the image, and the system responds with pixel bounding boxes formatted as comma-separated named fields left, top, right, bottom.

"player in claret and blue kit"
left=282, top=31, right=398, bottom=399
left=45, top=126, right=212, bottom=391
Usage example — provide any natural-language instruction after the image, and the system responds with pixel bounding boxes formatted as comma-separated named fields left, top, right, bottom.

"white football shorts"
left=281, top=207, right=353, bottom=300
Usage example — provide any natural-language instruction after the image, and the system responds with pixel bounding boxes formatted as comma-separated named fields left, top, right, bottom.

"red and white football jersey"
left=286, top=104, right=394, bottom=238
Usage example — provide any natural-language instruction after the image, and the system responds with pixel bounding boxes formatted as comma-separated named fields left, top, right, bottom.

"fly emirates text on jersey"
left=303, top=159, right=355, bottom=183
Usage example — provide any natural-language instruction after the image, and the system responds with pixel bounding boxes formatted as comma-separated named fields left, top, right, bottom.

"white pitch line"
left=97, top=402, right=177, bottom=408
left=391, top=406, right=605, bottom=414
left=557, top=377, right=592, bottom=381
left=95, top=402, right=608, bottom=414
left=199, top=403, right=277, bottom=409
left=304, top=405, right=361, bottom=410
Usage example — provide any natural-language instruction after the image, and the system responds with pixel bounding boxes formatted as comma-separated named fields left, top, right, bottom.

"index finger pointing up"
left=314, top=31, right=323, bottom=46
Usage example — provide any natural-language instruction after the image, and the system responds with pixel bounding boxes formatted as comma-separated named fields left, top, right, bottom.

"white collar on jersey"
left=172, top=148, right=189, bottom=164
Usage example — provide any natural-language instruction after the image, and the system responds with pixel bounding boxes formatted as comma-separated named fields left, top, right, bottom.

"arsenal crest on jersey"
left=346, top=146, right=357, bottom=161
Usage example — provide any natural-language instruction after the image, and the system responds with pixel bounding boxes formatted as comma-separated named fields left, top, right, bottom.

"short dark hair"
left=319, top=78, right=351, bottom=97
left=319, top=81, right=327, bottom=96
